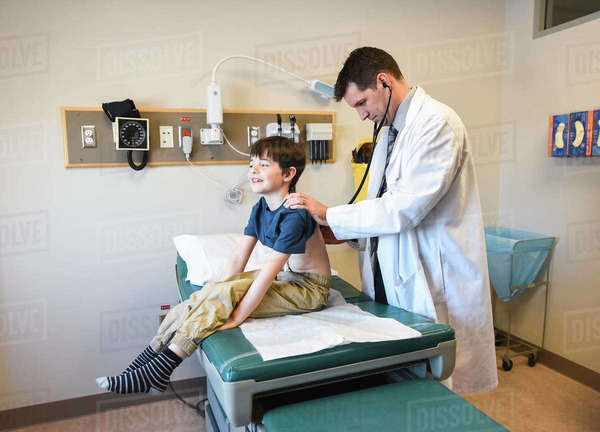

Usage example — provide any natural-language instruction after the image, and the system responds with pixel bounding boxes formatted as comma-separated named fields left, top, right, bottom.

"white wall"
left=0, top=0, right=511, bottom=409
left=492, top=0, right=600, bottom=374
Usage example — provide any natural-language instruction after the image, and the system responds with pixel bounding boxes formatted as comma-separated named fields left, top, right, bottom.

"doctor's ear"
left=376, top=73, right=390, bottom=89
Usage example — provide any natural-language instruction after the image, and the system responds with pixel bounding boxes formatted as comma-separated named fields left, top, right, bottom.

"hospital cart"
left=176, top=254, right=507, bottom=431
left=485, top=227, right=555, bottom=371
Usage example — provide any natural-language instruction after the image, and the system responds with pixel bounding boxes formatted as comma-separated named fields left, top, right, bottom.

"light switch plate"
left=159, top=126, right=174, bottom=148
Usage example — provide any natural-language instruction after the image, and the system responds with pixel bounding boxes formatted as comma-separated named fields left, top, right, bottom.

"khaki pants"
left=150, top=270, right=331, bottom=356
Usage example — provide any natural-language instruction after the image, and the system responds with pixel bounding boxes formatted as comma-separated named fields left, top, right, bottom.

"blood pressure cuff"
left=101, top=99, right=140, bottom=122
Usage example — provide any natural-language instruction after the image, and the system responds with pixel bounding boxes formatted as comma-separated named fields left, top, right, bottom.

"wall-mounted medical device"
left=266, top=122, right=300, bottom=143
left=178, top=126, right=193, bottom=160
left=102, top=99, right=149, bottom=170
left=247, top=126, right=261, bottom=147
left=306, top=123, right=333, bottom=164
left=202, top=55, right=334, bottom=146
left=114, top=117, right=149, bottom=151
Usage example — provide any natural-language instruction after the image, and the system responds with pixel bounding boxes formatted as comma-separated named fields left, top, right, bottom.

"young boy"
left=97, top=136, right=332, bottom=394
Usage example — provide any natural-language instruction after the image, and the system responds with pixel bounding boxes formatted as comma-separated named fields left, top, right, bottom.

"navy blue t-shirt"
left=243, top=197, right=316, bottom=254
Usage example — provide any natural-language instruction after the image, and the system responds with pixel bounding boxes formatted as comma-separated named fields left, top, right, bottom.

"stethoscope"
left=348, top=82, right=393, bottom=204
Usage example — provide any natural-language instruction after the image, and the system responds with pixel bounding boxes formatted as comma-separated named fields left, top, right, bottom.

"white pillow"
left=174, top=233, right=271, bottom=286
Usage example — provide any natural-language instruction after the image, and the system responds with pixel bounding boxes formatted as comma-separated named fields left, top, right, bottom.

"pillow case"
left=173, top=233, right=271, bottom=286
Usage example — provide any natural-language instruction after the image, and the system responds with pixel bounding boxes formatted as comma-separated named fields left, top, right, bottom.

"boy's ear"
left=282, top=166, right=297, bottom=183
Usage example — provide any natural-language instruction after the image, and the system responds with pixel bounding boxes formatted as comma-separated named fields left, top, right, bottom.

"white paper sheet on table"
left=240, top=289, right=422, bottom=361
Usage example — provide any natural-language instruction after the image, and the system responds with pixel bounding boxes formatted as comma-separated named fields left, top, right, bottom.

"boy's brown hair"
left=250, top=136, right=305, bottom=193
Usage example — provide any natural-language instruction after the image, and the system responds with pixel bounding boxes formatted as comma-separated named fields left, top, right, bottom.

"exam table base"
left=205, top=369, right=507, bottom=432
left=203, top=339, right=456, bottom=427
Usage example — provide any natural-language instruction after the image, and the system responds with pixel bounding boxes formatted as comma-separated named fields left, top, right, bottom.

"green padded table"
left=176, top=255, right=456, bottom=427
left=262, top=379, right=507, bottom=432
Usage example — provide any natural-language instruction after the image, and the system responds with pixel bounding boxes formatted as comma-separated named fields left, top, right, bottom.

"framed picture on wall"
left=592, top=109, right=600, bottom=156
left=568, top=111, right=590, bottom=157
left=548, top=114, right=569, bottom=157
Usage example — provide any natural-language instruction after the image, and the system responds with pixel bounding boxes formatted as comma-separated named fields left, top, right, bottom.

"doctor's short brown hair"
left=250, top=136, right=305, bottom=193
left=334, top=47, right=403, bottom=101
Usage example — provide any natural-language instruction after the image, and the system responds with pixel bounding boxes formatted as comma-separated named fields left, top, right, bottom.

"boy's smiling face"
left=248, top=152, right=295, bottom=195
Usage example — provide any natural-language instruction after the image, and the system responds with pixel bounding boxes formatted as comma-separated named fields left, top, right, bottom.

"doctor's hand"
left=285, top=193, right=328, bottom=226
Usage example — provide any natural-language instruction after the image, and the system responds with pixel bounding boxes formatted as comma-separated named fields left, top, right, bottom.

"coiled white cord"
left=185, top=154, right=245, bottom=206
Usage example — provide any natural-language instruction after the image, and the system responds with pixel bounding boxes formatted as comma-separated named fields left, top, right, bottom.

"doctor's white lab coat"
left=327, top=87, right=498, bottom=394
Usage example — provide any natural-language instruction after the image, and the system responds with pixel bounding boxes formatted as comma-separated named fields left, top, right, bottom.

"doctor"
left=286, top=47, right=497, bottom=394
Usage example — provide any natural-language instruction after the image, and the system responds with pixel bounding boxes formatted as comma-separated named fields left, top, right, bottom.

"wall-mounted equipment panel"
left=61, top=108, right=336, bottom=168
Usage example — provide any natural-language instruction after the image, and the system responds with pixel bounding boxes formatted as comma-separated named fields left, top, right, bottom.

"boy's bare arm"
left=218, top=251, right=289, bottom=330
left=223, top=235, right=258, bottom=280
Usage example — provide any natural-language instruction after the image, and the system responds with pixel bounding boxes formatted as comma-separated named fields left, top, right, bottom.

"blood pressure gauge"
left=114, top=117, right=149, bottom=151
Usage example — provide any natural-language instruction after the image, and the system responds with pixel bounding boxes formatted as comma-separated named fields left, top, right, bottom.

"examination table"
left=176, top=255, right=506, bottom=431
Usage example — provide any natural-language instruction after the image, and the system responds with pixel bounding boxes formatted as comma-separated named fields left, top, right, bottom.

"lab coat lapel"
left=404, top=87, right=426, bottom=131
left=385, top=87, right=427, bottom=178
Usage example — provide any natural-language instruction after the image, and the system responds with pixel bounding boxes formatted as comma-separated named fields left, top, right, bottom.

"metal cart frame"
left=492, top=250, right=554, bottom=371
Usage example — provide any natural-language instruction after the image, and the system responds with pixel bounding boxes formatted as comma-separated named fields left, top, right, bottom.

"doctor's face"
left=343, top=82, right=389, bottom=124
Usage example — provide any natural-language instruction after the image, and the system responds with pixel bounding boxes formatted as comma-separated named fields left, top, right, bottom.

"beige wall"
left=1, top=0, right=516, bottom=410
left=492, top=0, right=600, bottom=374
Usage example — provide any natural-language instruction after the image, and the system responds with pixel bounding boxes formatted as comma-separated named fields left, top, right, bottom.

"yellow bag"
left=351, top=139, right=373, bottom=203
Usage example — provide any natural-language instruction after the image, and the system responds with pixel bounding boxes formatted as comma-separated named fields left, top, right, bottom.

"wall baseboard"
left=494, top=329, right=600, bottom=392
left=0, top=377, right=206, bottom=431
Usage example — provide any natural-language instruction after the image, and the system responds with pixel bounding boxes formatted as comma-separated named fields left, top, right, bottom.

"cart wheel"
left=528, top=354, right=537, bottom=367
left=502, top=359, right=513, bottom=371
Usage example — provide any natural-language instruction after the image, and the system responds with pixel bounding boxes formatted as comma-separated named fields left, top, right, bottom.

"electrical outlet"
left=159, top=304, right=170, bottom=325
left=159, top=126, right=174, bottom=148
left=81, top=125, right=96, bottom=148
left=247, top=126, right=260, bottom=147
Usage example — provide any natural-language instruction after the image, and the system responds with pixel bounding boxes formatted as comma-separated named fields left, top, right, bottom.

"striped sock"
left=97, top=348, right=183, bottom=394
left=123, top=346, right=159, bottom=373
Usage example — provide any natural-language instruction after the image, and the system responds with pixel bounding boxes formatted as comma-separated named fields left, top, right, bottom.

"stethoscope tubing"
left=348, top=87, right=393, bottom=204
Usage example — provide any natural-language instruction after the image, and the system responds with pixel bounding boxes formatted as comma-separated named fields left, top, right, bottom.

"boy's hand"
left=285, top=193, right=328, bottom=226
left=217, top=316, right=240, bottom=331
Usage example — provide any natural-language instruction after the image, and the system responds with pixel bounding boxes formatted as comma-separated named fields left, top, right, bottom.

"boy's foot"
left=123, top=346, right=159, bottom=373
left=96, top=349, right=182, bottom=394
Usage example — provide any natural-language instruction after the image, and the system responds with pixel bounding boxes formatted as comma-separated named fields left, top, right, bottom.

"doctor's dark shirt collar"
left=390, top=86, right=417, bottom=134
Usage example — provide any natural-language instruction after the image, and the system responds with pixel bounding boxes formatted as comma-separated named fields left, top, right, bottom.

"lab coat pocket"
left=394, top=231, right=420, bottom=284
left=433, top=248, right=447, bottom=303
